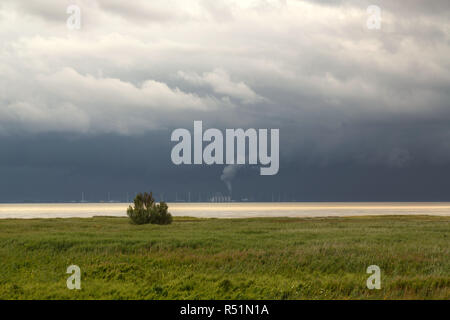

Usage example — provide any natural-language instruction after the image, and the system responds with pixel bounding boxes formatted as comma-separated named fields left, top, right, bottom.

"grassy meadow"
left=0, top=215, right=448, bottom=299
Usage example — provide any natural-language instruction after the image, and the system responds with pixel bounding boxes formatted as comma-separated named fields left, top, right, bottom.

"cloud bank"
left=0, top=0, right=449, bottom=167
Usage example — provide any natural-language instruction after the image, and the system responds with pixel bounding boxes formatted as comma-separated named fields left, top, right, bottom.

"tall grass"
left=0, top=216, right=448, bottom=299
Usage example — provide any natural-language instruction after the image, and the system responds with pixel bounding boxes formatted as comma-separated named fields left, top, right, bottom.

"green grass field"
left=0, top=215, right=448, bottom=299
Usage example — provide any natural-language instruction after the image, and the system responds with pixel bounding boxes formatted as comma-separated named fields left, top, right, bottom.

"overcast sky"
left=0, top=0, right=449, bottom=202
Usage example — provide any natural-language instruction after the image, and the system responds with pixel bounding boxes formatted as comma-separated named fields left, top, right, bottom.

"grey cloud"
left=177, top=69, right=266, bottom=104
left=95, top=0, right=192, bottom=24
left=0, top=0, right=449, bottom=170
left=1, top=0, right=68, bottom=22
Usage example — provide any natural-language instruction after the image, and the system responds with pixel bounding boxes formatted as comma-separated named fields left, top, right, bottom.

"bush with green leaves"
left=127, top=192, right=172, bottom=225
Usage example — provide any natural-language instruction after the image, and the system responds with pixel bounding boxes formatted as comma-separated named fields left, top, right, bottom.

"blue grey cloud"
left=0, top=0, right=449, bottom=201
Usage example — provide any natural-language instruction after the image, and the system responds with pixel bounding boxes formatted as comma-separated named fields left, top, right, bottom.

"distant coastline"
left=1, top=202, right=450, bottom=219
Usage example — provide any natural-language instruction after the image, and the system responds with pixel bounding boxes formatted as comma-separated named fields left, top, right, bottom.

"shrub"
left=127, top=192, right=172, bottom=225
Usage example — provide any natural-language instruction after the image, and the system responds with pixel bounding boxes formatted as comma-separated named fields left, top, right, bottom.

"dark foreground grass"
left=0, top=215, right=448, bottom=299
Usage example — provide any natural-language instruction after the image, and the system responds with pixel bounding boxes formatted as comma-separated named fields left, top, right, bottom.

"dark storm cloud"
left=1, top=132, right=450, bottom=202
left=0, top=0, right=449, bottom=200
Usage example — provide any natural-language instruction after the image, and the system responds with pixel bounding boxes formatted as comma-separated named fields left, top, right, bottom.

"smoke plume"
left=220, top=165, right=242, bottom=195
